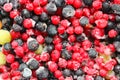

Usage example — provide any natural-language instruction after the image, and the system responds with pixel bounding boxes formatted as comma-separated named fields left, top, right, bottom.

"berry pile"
left=0, top=0, right=120, bottom=80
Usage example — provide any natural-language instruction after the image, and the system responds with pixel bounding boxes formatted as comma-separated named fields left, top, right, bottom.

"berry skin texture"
left=51, top=16, right=60, bottom=25
left=54, top=70, right=62, bottom=78
left=108, top=29, right=118, bottom=38
left=23, top=19, right=33, bottom=29
left=26, top=3, right=34, bottom=11
left=74, top=26, right=83, bottom=34
left=3, top=3, right=13, bottom=12
left=34, top=7, right=43, bottom=15
left=14, top=46, right=24, bottom=57
left=92, top=0, right=102, bottom=10
left=82, top=40, right=92, bottom=50
left=95, top=19, right=108, bottom=29
left=6, top=54, right=15, bottom=63
left=48, top=61, right=58, bottom=72
left=10, top=10, right=19, bottom=19
left=73, top=0, right=82, bottom=8
left=11, top=61, right=19, bottom=70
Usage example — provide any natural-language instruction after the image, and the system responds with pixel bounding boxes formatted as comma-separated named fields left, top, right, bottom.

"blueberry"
left=19, top=63, right=28, bottom=71
left=22, top=68, right=32, bottom=78
left=45, top=36, right=53, bottom=44
left=36, top=66, right=49, bottom=79
left=46, top=44, right=54, bottom=52
left=59, top=32, right=68, bottom=39
left=77, top=76, right=85, bottom=80
left=94, top=76, right=104, bottom=80
left=12, top=24, right=23, bottom=32
left=35, top=22, right=47, bottom=32
left=55, top=0, right=65, bottom=7
left=21, top=9, right=31, bottom=18
left=14, top=16, right=23, bottom=25
left=62, top=5, right=75, bottom=18
left=62, top=69, right=71, bottom=77
left=113, top=41, right=120, bottom=52
left=102, top=2, right=111, bottom=13
left=75, top=68, right=84, bottom=76
left=62, top=41, right=68, bottom=48
left=15, top=39, right=23, bottom=46
left=0, top=0, right=7, bottom=6
left=26, top=58, right=39, bottom=70
left=47, top=24, right=57, bottom=36
left=61, top=49, right=72, bottom=60
left=116, top=15, right=120, bottom=22
left=88, top=48, right=98, bottom=58
left=76, top=34, right=85, bottom=42
left=114, top=64, right=120, bottom=74
left=32, top=15, right=39, bottom=22
left=10, top=0, right=20, bottom=9
left=40, top=12, right=49, bottom=22
left=46, top=2, right=57, bottom=14
left=79, top=16, right=89, bottom=26
left=83, top=0, right=93, bottom=6
left=4, top=43, right=12, bottom=51
left=27, top=38, right=39, bottom=51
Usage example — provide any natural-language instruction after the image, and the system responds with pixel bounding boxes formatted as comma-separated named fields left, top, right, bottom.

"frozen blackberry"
left=46, top=2, right=57, bottom=14
left=19, top=63, right=28, bottom=71
left=12, top=24, right=23, bottom=32
left=94, top=76, right=104, bottom=80
left=102, top=2, right=111, bottom=13
left=32, top=15, right=39, bottom=22
left=55, top=0, right=65, bottom=7
left=4, top=43, right=12, bottom=51
left=83, top=0, right=93, bottom=6
left=26, top=58, right=39, bottom=70
left=40, top=12, right=49, bottom=22
left=27, top=38, right=39, bottom=51
left=22, top=68, right=32, bottom=78
left=21, top=9, right=31, bottom=18
left=75, top=68, right=84, bottom=76
left=46, top=44, right=54, bottom=52
left=45, top=36, right=53, bottom=44
left=61, top=49, right=72, bottom=60
left=79, top=16, right=89, bottom=26
left=62, top=69, right=71, bottom=77
left=35, top=22, right=47, bottom=32
left=14, top=16, right=23, bottom=25
left=88, top=48, right=98, bottom=58
left=62, top=5, right=75, bottom=18
left=114, top=64, right=120, bottom=74
left=111, top=4, right=120, bottom=15
left=62, top=41, right=68, bottom=48
left=36, top=66, right=49, bottom=79
left=47, top=25, right=57, bottom=36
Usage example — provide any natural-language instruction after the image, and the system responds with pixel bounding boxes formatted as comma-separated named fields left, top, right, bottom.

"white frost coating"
left=22, top=68, right=32, bottom=78
left=36, top=66, right=45, bottom=74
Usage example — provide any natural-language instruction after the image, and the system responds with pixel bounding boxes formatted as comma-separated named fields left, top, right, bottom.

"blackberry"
left=55, top=0, right=65, bottom=7
left=47, top=24, right=57, bottom=36
left=75, top=68, right=84, bottom=76
left=46, top=44, right=54, bottom=52
left=32, top=15, right=39, bottom=22
left=62, top=5, right=75, bottom=18
left=79, top=16, right=89, bottom=26
left=102, top=2, right=111, bottom=13
left=61, top=49, right=72, bottom=60
left=14, top=16, right=23, bottom=25
left=36, top=66, right=49, bottom=79
left=21, top=9, right=31, bottom=18
left=10, top=0, right=20, bottom=9
left=15, top=39, right=23, bottom=46
left=45, top=36, right=53, bottom=44
left=26, top=58, right=39, bottom=70
left=94, top=76, right=104, bottom=80
left=62, top=69, right=71, bottom=77
left=46, top=2, right=57, bottom=14
left=19, top=63, right=28, bottom=71
left=83, top=0, right=93, bottom=6
left=12, top=24, right=23, bottom=32
left=22, top=68, right=32, bottom=78
left=35, top=22, right=47, bottom=32
left=40, top=12, right=49, bottom=22
left=59, top=32, right=68, bottom=39
left=27, top=38, right=39, bottom=51
left=88, top=48, right=98, bottom=58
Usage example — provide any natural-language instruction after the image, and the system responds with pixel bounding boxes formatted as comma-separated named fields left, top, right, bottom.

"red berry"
left=60, top=20, right=70, bottom=29
left=6, top=54, right=15, bottom=63
left=33, top=0, right=40, bottom=7
left=73, top=0, right=82, bottom=8
left=10, top=30, right=21, bottom=39
left=82, top=40, right=92, bottom=50
left=3, top=3, right=13, bottom=12
left=22, top=33, right=29, bottom=41
left=51, top=50, right=60, bottom=62
left=26, top=3, right=34, bottom=11
left=54, top=70, right=62, bottom=78
left=99, top=69, right=107, bottom=77
left=11, top=40, right=18, bottom=49
left=68, top=35, right=76, bottom=42
left=65, top=0, right=74, bottom=5
left=34, top=7, right=43, bottom=15
left=72, top=52, right=82, bottom=62
left=58, top=26, right=65, bottom=34
left=11, top=61, right=19, bottom=70
left=75, top=9, right=83, bottom=18
left=72, top=19, right=80, bottom=27
left=55, top=43, right=62, bottom=51
left=74, top=26, right=83, bottom=34
left=94, top=11, right=103, bottom=20
left=48, top=61, right=58, bottom=72
left=23, top=19, right=33, bottom=29
left=58, top=58, right=67, bottom=68
left=14, top=46, right=24, bottom=57
left=108, top=29, right=118, bottom=38
left=10, top=10, right=19, bottom=19
left=83, top=8, right=90, bottom=17
left=36, top=35, right=44, bottom=44
left=114, top=0, right=120, bottom=4
left=39, top=0, right=47, bottom=6
left=1, top=72, right=10, bottom=79
left=71, top=61, right=80, bottom=70
left=66, top=27, right=74, bottom=35
left=92, top=0, right=102, bottom=10
left=40, top=53, right=50, bottom=62
left=51, top=16, right=60, bottom=25
left=95, top=19, right=108, bottom=28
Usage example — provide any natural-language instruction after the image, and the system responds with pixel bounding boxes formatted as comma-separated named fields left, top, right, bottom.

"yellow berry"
left=99, top=53, right=111, bottom=63
left=0, top=30, right=11, bottom=45
left=0, top=52, right=6, bottom=65
left=35, top=45, right=43, bottom=54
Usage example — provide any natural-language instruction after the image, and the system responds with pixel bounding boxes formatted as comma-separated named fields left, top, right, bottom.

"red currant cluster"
left=0, top=0, right=120, bottom=80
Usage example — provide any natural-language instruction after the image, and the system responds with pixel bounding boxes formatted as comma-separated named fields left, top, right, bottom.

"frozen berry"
left=19, top=63, right=28, bottom=71
left=12, top=24, right=23, bottom=32
left=75, top=68, right=84, bottom=76
left=55, top=0, right=65, bottom=7
left=47, top=24, right=57, bottom=36
left=94, top=76, right=104, bottom=80
left=61, top=49, right=72, bottom=60
left=46, top=2, right=57, bottom=14
left=79, top=16, right=89, bottom=26
left=83, top=0, right=93, bottom=6
left=21, top=9, right=31, bottom=18
left=88, top=48, right=98, bottom=58
left=62, top=69, right=71, bottom=77
left=3, top=43, right=12, bottom=51
left=35, top=22, right=47, bottom=32
left=22, top=68, right=32, bottom=78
